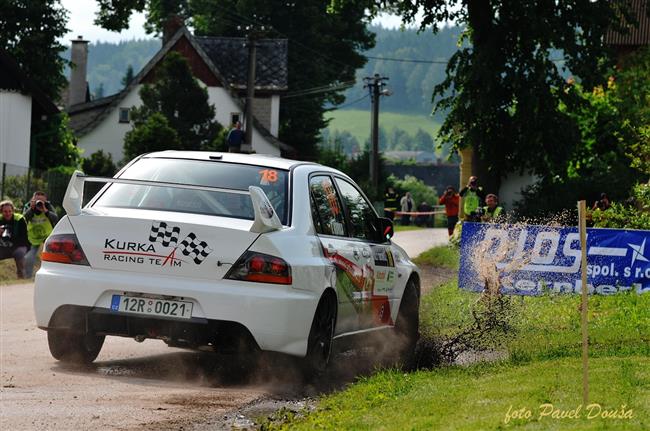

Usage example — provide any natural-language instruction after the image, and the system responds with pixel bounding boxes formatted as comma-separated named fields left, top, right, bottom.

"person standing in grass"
left=439, top=185, right=460, bottom=236
left=23, top=191, right=58, bottom=278
left=459, top=176, right=485, bottom=221
left=0, top=200, right=29, bottom=279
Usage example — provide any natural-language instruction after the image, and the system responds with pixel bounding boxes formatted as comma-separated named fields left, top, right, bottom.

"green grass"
left=0, top=258, right=35, bottom=285
left=393, top=225, right=428, bottom=232
left=271, top=356, right=649, bottom=430
left=325, top=109, right=441, bottom=147
left=412, top=245, right=460, bottom=270
left=272, top=272, right=650, bottom=430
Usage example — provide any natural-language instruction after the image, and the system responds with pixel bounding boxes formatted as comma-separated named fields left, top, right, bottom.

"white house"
left=67, top=26, right=291, bottom=163
left=0, top=49, right=58, bottom=170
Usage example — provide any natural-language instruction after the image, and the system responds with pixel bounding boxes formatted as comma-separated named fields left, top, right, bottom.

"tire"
left=393, top=280, right=420, bottom=370
left=302, top=292, right=337, bottom=379
left=47, top=329, right=105, bottom=364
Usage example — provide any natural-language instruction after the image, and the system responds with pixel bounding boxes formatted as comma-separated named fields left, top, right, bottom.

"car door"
left=333, top=177, right=395, bottom=329
left=309, top=174, right=371, bottom=334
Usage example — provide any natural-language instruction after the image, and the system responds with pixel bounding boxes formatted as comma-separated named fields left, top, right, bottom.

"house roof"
left=67, top=26, right=291, bottom=152
left=605, top=0, right=650, bottom=46
left=195, top=37, right=288, bottom=91
left=0, top=48, right=59, bottom=117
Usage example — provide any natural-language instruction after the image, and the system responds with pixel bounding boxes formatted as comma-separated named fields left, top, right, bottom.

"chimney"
left=163, top=15, right=184, bottom=45
left=69, top=35, right=89, bottom=107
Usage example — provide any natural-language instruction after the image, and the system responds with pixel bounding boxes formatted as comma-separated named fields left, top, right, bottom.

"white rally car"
left=34, top=151, right=420, bottom=373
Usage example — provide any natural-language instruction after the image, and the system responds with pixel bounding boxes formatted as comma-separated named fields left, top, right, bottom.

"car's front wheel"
left=47, top=329, right=105, bottom=364
left=302, top=291, right=337, bottom=379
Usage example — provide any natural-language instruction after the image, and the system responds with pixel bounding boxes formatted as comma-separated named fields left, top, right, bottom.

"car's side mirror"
left=378, top=217, right=394, bottom=241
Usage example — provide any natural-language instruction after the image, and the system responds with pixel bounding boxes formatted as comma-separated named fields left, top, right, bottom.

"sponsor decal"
left=102, top=221, right=213, bottom=269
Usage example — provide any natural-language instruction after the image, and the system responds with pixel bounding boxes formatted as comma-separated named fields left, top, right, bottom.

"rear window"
left=92, top=158, right=289, bottom=224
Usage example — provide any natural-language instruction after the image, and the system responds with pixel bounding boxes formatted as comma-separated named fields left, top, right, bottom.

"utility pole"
left=244, top=33, right=257, bottom=152
left=241, top=19, right=268, bottom=153
left=363, top=74, right=390, bottom=196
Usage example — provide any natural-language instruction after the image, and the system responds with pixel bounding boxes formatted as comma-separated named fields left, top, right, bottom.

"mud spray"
left=414, top=212, right=576, bottom=369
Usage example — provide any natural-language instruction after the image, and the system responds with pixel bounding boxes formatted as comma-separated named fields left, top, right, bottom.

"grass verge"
left=269, top=264, right=649, bottom=430
left=412, top=245, right=459, bottom=270
left=268, top=356, right=648, bottom=430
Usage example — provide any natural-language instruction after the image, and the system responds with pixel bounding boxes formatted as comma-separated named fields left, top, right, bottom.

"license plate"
left=110, top=295, right=193, bottom=319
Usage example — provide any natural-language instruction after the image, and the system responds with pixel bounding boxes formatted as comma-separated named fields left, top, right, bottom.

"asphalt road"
left=0, top=228, right=448, bottom=430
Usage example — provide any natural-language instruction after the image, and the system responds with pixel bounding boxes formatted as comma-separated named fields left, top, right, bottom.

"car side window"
left=309, top=175, right=347, bottom=236
left=334, top=178, right=379, bottom=242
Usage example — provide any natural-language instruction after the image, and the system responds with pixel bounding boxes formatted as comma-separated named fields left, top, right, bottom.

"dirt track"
left=1, top=229, right=450, bottom=430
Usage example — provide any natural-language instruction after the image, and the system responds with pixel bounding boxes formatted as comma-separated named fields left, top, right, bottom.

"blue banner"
left=459, top=222, right=650, bottom=295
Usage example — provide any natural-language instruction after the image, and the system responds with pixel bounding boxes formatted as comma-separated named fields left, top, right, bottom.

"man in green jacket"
left=459, top=176, right=486, bottom=221
left=481, top=194, right=505, bottom=222
left=24, top=191, right=59, bottom=278
left=0, top=200, right=29, bottom=278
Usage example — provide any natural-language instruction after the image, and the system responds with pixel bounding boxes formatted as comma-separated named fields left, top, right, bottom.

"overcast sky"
left=60, top=1, right=405, bottom=44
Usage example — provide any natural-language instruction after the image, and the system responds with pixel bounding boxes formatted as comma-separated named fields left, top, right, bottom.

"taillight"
left=41, top=233, right=89, bottom=266
left=226, top=251, right=292, bottom=285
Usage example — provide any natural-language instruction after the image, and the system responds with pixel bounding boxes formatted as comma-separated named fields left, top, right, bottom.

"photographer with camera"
left=23, top=191, right=58, bottom=278
left=480, top=194, right=505, bottom=222
left=439, top=185, right=460, bottom=236
left=0, top=200, right=29, bottom=278
left=459, top=176, right=486, bottom=222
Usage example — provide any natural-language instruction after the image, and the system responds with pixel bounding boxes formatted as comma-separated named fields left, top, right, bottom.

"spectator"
left=593, top=193, right=611, bottom=211
left=481, top=194, right=504, bottom=222
left=459, top=176, right=485, bottom=221
left=439, top=185, right=460, bottom=236
left=384, top=186, right=399, bottom=220
left=0, top=200, right=29, bottom=279
left=415, top=201, right=432, bottom=227
left=226, top=121, right=245, bottom=153
left=23, top=191, right=59, bottom=278
left=400, top=192, right=414, bottom=226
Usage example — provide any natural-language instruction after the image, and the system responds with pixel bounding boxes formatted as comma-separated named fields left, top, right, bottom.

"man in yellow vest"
left=481, top=193, right=505, bottom=222
left=459, top=176, right=486, bottom=221
left=24, top=191, right=58, bottom=278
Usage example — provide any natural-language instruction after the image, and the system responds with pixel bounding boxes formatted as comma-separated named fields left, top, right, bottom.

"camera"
left=36, top=200, right=45, bottom=208
left=0, top=225, right=10, bottom=239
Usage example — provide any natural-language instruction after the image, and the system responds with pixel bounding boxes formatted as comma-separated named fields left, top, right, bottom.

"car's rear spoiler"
left=62, top=171, right=283, bottom=233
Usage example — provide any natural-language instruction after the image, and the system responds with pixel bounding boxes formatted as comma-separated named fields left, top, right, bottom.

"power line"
left=328, top=94, right=369, bottom=110
left=283, top=80, right=356, bottom=99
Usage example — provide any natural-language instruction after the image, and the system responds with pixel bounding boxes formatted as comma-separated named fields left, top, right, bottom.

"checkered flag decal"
left=149, top=221, right=181, bottom=247
left=179, top=232, right=213, bottom=264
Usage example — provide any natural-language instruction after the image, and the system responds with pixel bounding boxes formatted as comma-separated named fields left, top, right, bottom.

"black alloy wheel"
left=394, top=280, right=420, bottom=370
left=303, top=292, right=337, bottom=379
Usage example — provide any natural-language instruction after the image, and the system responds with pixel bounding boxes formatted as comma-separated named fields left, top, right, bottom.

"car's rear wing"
left=62, top=170, right=282, bottom=233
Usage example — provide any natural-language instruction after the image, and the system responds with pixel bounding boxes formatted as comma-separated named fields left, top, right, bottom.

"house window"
left=230, top=113, right=241, bottom=126
left=118, top=108, right=130, bottom=123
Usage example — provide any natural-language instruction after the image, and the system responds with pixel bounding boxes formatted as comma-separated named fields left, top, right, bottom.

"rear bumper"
left=34, top=263, right=319, bottom=356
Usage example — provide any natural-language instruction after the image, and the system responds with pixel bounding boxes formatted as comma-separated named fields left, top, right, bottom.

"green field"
left=325, top=109, right=441, bottom=146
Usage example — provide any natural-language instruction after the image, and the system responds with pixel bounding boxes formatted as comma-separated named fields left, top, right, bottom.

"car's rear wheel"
left=302, top=292, right=337, bottom=379
left=394, top=280, right=420, bottom=369
left=47, top=329, right=105, bottom=364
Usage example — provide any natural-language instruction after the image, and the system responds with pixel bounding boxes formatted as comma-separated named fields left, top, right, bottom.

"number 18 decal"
left=259, top=169, right=278, bottom=185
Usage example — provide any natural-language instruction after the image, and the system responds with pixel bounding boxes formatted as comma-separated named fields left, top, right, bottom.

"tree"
left=93, top=0, right=375, bottom=159
left=413, top=128, right=434, bottom=152
left=121, top=64, right=135, bottom=88
left=0, top=0, right=80, bottom=169
left=354, top=0, right=640, bottom=193
left=82, top=150, right=117, bottom=177
left=123, top=112, right=181, bottom=160
left=128, top=51, right=221, bottom=152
